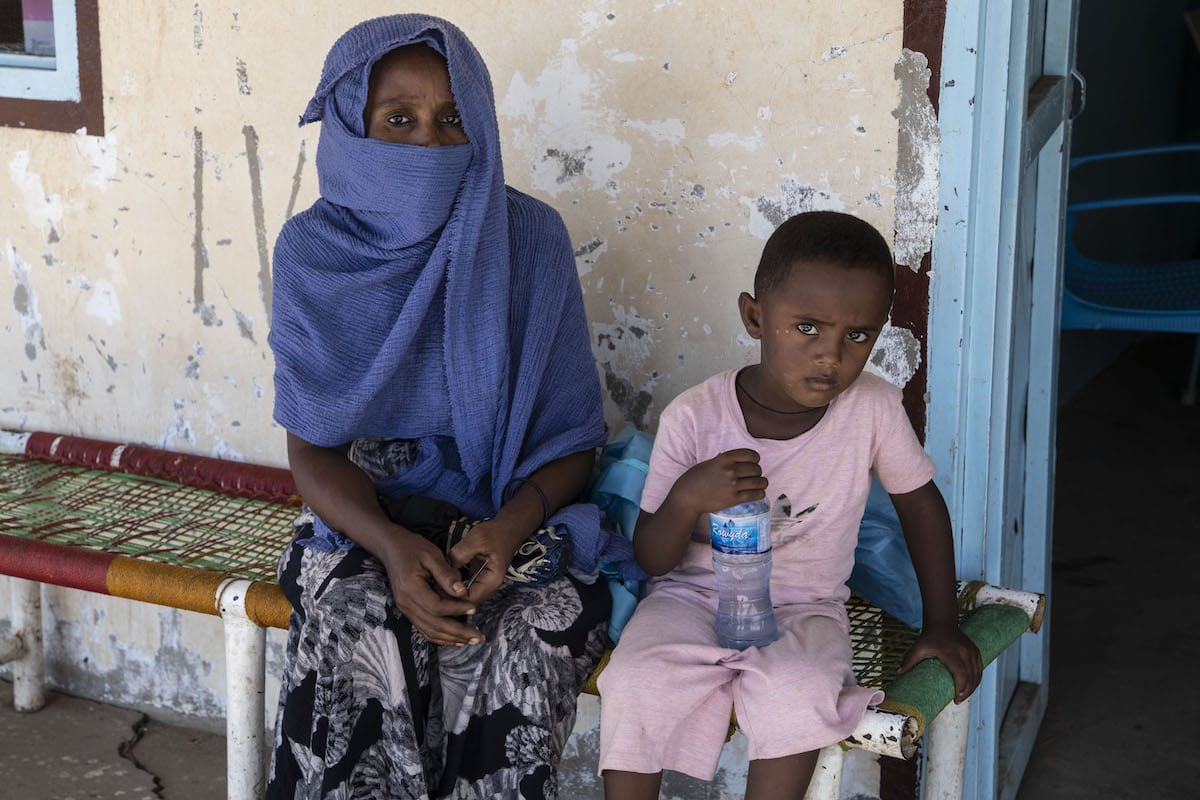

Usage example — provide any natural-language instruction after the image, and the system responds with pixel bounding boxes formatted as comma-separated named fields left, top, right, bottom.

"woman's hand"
left=896, top=622, right=983, bottom=704
left=446, top=518, right=523, bottom=607
left=378, top=528, right=483, bottom=647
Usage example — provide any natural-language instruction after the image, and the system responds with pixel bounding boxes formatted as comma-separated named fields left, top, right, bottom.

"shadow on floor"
left=1017, top=334, right=1200, bottom=799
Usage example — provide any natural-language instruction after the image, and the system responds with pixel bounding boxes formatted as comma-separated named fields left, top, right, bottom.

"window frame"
left=0, top=0, right=102, bottom=135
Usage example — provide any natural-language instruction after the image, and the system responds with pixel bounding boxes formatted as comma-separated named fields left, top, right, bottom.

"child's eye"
left=796, top=323, right=817, bottom=335
left=847, top=330, right=870, bottom=343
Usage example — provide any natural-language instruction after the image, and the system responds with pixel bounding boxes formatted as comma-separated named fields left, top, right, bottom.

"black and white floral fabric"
left=266, top=523, right=610, bottom=799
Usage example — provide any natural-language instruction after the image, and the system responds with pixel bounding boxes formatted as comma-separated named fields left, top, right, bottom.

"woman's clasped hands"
left=380, top=518, right=523, bottom=647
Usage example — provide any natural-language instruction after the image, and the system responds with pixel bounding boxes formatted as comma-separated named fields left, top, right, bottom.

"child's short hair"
left=753, top=211, right=895, bottom=297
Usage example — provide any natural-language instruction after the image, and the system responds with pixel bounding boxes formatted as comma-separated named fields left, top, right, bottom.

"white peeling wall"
left=499, top=5, right=909, bottom=429
left=2, top=0, right=911, bottom=451
left=0, top=0, right=917, bottom=762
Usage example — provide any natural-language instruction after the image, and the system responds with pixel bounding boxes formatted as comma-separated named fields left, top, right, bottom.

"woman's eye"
left=847, top=330, right=870, bottom=343
left=797, top=323, right=817, bottom=335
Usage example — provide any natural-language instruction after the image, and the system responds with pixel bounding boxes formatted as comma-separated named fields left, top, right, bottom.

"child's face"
left=363, top=44, right=468, bottom=146
left=739, top=260, right=893, bottom=410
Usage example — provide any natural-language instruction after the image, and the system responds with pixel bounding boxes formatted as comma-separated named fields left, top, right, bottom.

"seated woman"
left=266, top=14, right=613, bottom=799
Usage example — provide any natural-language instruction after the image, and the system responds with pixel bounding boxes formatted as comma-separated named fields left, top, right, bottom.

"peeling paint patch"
left=211, top=439, right=245, bottom=461
left=892, top=49, right=940, bottom=271
left=743, top=177, right=843, bottom=239
left=866, top=323, right=921, bottom=387
left=573, top=238, right=606, bottom=276
left=593, top=304, right=658, bottom=367
left=85, top=279, right=122, bottom=324
left=8, top=150, right=64, bottom=230
left=192, top=3, right=204, bottom=51
left=191, top=128, right=220, bottom=327
left=606, top=50, right=644, bottom=63
left=160, top=399, right=197, bottom=450
left=593, top=305, right=663, bottom=428
left=40, top=606, right=225, bottom=721
left=235, top=59, right=252, bottom=95
left=234, top=309, right=255, bottom=342
left=544, top=147, right=590, bottom=184
left=243, top=125, right=272, bottom=323
left=285, top=140, right=307, bottom=220
left=823, top=45, right=848, bottom=60
left=497, top=43, right=631, bottom=196
left=706, top=130, right=763, bottom=150
left=625, top=118, right=686, bottom=146
left=603, top=364, right=653, bottom=431
left=6, top=241, right=45, bottom=360
left=76, top=133, right=119, bottom=189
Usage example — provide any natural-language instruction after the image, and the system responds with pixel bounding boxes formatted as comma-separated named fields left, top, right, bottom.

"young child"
left=597, top=211, right=983, bottom=799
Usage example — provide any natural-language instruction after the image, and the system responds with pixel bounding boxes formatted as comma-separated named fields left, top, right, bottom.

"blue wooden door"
left=927, top=1, right=1079, bottom=797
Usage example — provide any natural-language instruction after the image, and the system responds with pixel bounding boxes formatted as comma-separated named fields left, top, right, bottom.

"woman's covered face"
left=363, top=44, right=468, bottom=146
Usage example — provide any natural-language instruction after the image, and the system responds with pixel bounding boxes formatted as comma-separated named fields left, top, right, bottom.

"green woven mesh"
left=846, top=595, right=920, bottom=688
left=1, top=452, right=1030, bottom=722
left=0, top=454, right=298, bottom=582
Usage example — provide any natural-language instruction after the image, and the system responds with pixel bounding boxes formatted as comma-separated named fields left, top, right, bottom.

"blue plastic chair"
left=1061, top=143, right=1200, bottom=403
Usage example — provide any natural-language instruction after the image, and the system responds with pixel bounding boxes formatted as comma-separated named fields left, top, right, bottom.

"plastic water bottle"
left=709, top=499, right=779, bottom=649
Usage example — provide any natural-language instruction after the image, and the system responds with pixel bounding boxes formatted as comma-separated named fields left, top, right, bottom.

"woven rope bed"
left=0, top=429, right=1043, bottom=799
left=0, top=432, right=296, bottom=628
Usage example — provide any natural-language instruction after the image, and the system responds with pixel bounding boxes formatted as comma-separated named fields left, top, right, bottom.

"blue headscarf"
left=269, top=15, right=611, bottom=532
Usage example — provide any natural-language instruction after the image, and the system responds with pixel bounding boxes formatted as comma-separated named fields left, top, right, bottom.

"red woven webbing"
left=23, top=432, right=298, bottom=503
left=26, top=432, right=121, bottom=470
left=0, top=535, right=115, bottom=594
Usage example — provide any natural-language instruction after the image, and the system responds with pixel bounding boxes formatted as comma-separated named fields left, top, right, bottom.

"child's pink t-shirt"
left=640, top=368, right=935, bottom=606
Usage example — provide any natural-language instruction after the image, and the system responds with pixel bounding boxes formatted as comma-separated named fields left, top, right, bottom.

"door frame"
left=925, top=0, right=1077, bottom=797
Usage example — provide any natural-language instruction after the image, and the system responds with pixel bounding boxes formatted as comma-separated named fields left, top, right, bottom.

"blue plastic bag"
left=847, top=477, right=923, bottom=628
left=589, top=427, right=654, bottom=643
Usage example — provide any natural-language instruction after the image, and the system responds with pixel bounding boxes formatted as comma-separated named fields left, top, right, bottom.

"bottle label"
left=709, top=511, right=770, bottom=554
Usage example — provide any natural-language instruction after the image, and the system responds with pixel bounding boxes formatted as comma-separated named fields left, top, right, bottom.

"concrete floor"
left=1015, top=334, right=1200, bottom=800
left=0, top=334, right=1197, bottom=799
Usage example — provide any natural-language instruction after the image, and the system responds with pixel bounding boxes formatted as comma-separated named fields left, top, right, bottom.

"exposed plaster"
left=574, top=237, right=606, bottom=276
left=44, top=604, right=224, bottom=720
left=593, top=304, right=661, bottom=429
left=706, top=130, right=763, bottom=151
left=6, top=241, right=45, bottom=361
left=75, top=132, right=120, bottom=190
left=892, top=48, right=939, bottom=271
left=192, top=3, right=204, bottom=52
left=233, top=309, right=255, bottom=342
left=8, top=150, right=64, bottom=232
left=867, top=323, right=922, bottom=387
left=85, top=279, right=123, bottom=325
left=191, top=128, right=219, bottom=327
left=235, top=59, right=252, bottom=95
left=743, top=177, right=844, bottom=240
left=160, top=398, right=197, bottom=450
left=498, top=41, right=631, bottom=197
left=284, top=139, right=308, bottom=221
left=242, top=125, right=272, bottom=323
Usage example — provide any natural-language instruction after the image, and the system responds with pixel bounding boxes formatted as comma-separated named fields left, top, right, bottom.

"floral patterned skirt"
left=266, top=524, right=611, bottom=799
